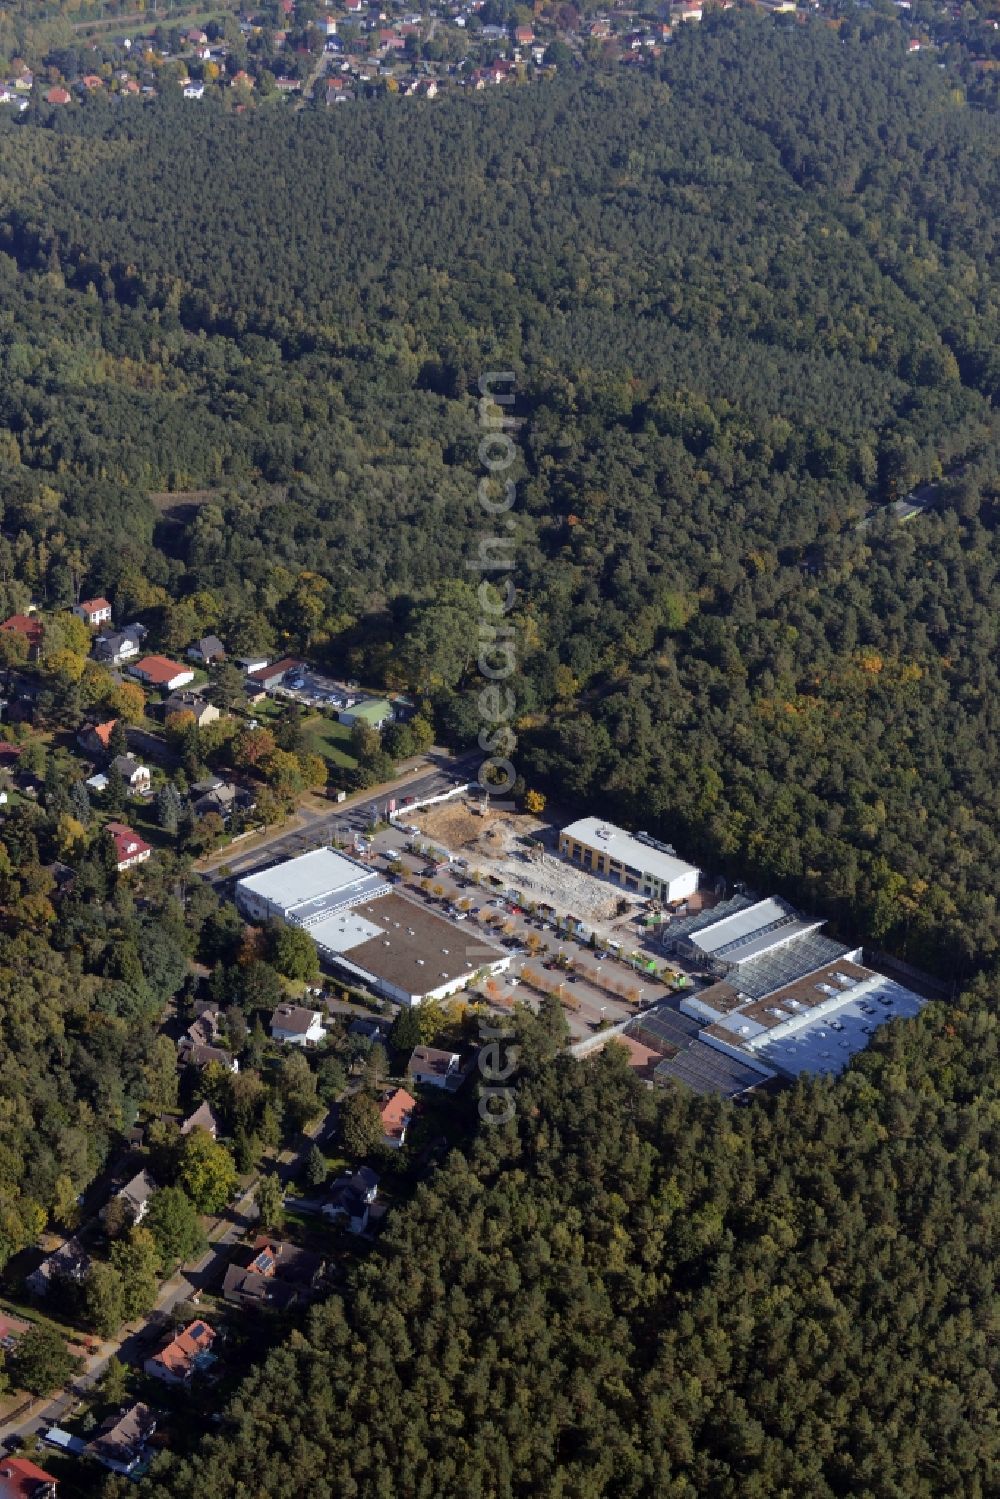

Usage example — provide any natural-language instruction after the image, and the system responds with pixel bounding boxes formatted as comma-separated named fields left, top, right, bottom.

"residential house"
left=77, top=718, right=118, bottom=757
left=186, top=1003, right=223, bottom=1049
left=347, top=1014, right=391, bottom=1043
left=389, top=694, right=417, bottom=721
left=407, top=1045, right=461, bottom=1088
left=129, top=656, right=195, bottom=692
left=103, top=1170, right=157, bottom=1226
left=177, top=1039, right=238, bottom=1072
left=162, top=691, right=220, bottom=729
left=221, top=1260, right=296, bottom=1312
left=183, top=82, right=205, bottom=97
left=85, top=773, right=109, bottom=793
left=86, top=1403, right=157, bottom=1477
left=191, top=778, right=234, bottom=818
left=249, top=1236, right=324, bottom=1291
left=379, top=1087, right=417, bottom=1148
left=45, top=86, right=71, bottom=105
left=144, top=1318, right=216, bottom=1385
left=0, top=615, right=43, bottom=661
left=105, top=821, right=152, bottom=872
left=92, top=624, right=145, bottom=666
left=4, top=672, right=44, bottom=723
left=180, top=1101, right=221, bottom=1137
left=26, top=1237, right=91, bottom=1297
left=322, top=1167, right=379, bottom=1233
left=235, top=654, right=269, bottom=674
left=270, top=1004, right=326, bottom=1046
left=186, top=635, right=225, bottom=664
left=110, top=755, right=151, bottom=793
left=73, top=597, right=112, bottom=627
left=190, top=777, right=254, bottom=822
left=222, top=1239, right=325, bottom=1311
left=0, top=1457, right=59, bottom=1498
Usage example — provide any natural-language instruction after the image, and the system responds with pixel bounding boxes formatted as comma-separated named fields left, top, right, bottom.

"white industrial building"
left=681, top=960, right=927, bottom=1081
left=559, top=818, right=699, bottom=905
left=236, top=848, right=508, bottom=1007
left=634, top=895, right=930, bottom=1094
left=236, top=847, right=390, bottom=927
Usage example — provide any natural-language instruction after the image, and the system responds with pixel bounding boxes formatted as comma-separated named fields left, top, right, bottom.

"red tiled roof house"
left=144, top=1318, right=216, bottom=1386
left=73, top=597, right=112, bottom=627
left=128, top=655, right=195, bottom=692
left=0, top=1456, right=59, bottom=1497
left=105, top=821, right=152, bottom=872
left=379, top=1087, right=417, bottom=1148
left=0, top=615, right=43, bottom=661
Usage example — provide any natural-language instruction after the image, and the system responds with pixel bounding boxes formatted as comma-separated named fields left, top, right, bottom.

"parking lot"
left=269, top=666, right=370, bottom=715
left=357, top=835, right=702, bottom=1042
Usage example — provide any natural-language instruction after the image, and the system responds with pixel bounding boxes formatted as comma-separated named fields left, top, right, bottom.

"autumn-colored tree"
left=165, top=709, right=198, bottom=745
left=233, top=725, right=276, bottom=769
left=108, top=680, right=148, bottom=722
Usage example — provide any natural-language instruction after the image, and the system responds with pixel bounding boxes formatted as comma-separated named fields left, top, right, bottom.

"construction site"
left=407, top=796, right=648, bottom=929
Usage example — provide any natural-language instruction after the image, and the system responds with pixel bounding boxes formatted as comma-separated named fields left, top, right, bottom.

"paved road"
left=199, top=751, right=480, bottom=887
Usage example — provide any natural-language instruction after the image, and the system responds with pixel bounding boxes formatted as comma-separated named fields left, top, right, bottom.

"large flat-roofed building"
left=311, top=891, right=509, bottom=1007
left=685, top=959, right=927, bottom=1081
left=236, top=849, right=508, bottom=1006
left=559, top=818, right=699, bottom=905
left=637, top=892, right=932, bottom=1095
left=236, top=847, right=390, bottom=927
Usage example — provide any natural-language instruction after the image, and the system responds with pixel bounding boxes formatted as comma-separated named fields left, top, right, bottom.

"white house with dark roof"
left=322, top=1167, right=379, bottom=1233
left=110, top=755, right=151, bottom=792
left=270, top=1004, right=325, bottom=1046
left=86, top=1402, right=157, bottom=1476
left=103, top=1169, right=157, bottom=1225
left=406, top=1046, right=460, bottom=1088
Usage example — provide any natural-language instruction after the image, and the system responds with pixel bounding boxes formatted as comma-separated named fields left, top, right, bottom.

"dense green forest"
left=1, top=19, right=1000, bottom=971
left=0, top=12, right=998, bottom=1497
left=141, top=989, right=1000, bottom=1497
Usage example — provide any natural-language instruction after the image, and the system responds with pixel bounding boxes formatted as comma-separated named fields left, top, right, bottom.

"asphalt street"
left=201, top=750, right=481, bottom=888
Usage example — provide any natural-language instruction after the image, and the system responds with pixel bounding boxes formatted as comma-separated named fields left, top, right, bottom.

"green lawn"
left=302, top=715, right=357, bottom=771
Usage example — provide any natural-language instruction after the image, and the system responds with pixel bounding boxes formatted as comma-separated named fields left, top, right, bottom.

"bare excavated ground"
left=411, top=798, right=645, bottom=925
